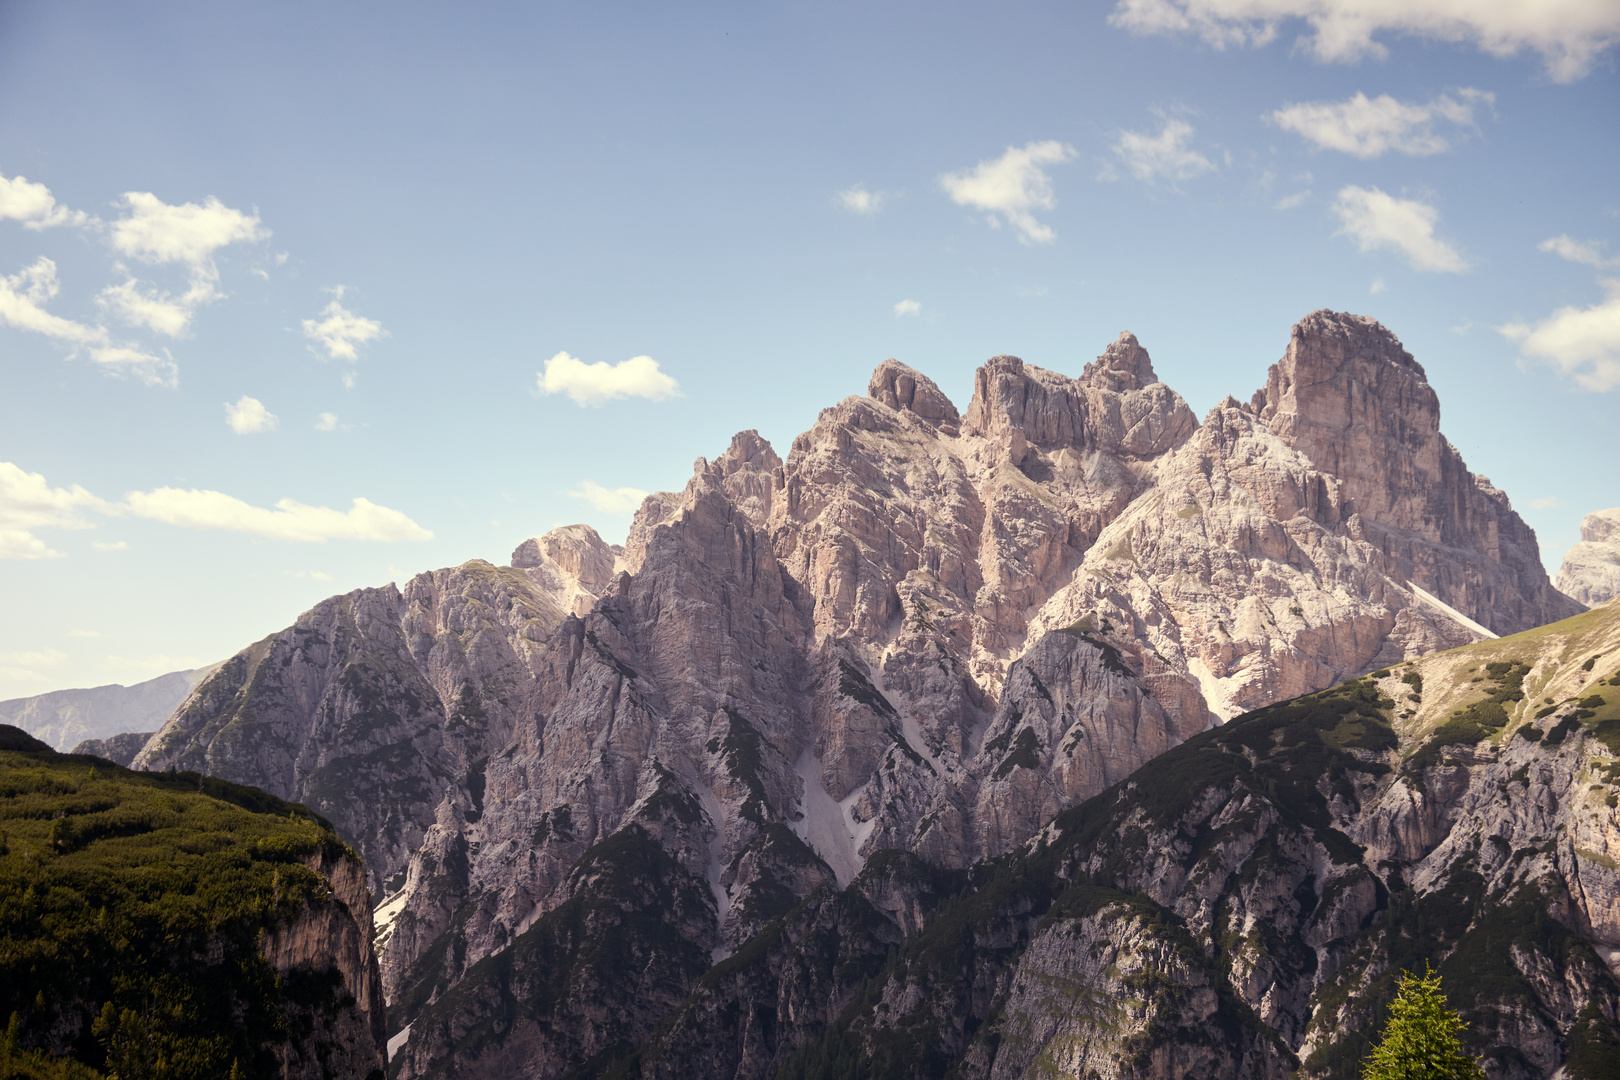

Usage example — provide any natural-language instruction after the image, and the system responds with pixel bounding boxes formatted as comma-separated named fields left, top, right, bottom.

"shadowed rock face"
left=1559, top=509, right=1620, bottom=607
left=134, top=310, right=1583, bottom=1080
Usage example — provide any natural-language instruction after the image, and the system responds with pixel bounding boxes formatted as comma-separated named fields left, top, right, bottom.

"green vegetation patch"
left=0, top=726, right=355, bottom=1080
left=1406, top=661, right=1531, bottom=771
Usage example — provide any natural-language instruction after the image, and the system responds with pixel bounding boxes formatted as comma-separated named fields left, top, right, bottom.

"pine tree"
left=1362, top=964, right=1486, bottom=1080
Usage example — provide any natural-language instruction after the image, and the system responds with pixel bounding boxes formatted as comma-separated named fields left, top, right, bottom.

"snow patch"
left=1188, top=657, right=1242, bottom=722
left=869, top=656, right=944, bottom=775
left=387, top=1025, right=411, bottom=1061
left=697, top=783, right=734, bottom=963
left=372, top=887, right=409, bottom=948
left=793, top=749, right=868, bottom=888
left=1407, top=581, right=1498, bottom=640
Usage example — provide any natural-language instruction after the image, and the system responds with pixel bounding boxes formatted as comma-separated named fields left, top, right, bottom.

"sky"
left=1, top=0, right=1618, bottom=699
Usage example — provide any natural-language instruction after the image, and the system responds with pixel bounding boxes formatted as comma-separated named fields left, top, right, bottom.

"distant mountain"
left=0, top=664, right=218, bottom=751
left=1559, top=508, right=1620, bottom=608
left=131, top=310, right=1586, bottom=1077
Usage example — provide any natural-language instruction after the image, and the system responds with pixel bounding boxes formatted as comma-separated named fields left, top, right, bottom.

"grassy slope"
left=0, top=725, right=360, bottom=1080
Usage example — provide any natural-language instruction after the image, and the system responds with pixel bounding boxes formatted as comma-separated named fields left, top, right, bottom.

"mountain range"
left=49, top=309, right=1620, bottom=1078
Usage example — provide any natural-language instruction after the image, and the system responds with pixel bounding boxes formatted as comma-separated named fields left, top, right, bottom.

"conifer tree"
left=1362, top=965, right=1486, bottom=1080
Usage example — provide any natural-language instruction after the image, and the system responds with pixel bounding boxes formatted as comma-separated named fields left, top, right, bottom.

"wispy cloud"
left=90, top=540, right=128, bottom=552
left=89, top=345, right=178, bottom=388
left=1268, top=89, right=1491, bottom=158
left=1106, top=0, right=1620, bottom=82
left=567, top=481, right=649, bottom=514
left=1500, top=280, right=1620, bottom=392
left=0, top=460, right=106, bottom=559
left=1528, top=497, right=1566, bottom=510
left=1275, top=190, right=1311, bottom=210
left=538, top=352, right=680, bottom=406
left=0, top=258, right=108, bottom=345
left=285, top=569, right=333, bottom=581
left=123, top=488, right=433, bottom=542
left=109, top=191, right=269, bottom=314
left=1539, top=234, right=1619, bottom=269
left=302, top=288, right=386, bottom=361
left=0, top=647, right=68, bottom=682
left=1, top=459, right=434, bottom=553
left=225, top=395, right=278, bottom=434
left=1331, top=186, right=1468, bottom=273
left=1109, top=114, right=1214, bottom=184
left=894, top=299, right=921, bottom=317
left=315, top=412, right=341, bottom=432
left=837, top=185, right=885, bottom=214
left=97, top=275, right=195, bottom=337
left=940, top=141, right=1077, bottom=245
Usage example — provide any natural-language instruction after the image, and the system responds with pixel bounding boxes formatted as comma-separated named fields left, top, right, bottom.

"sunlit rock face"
left=1559, top=508, right=1620, bottom=607
left=135, top=310, right=1582, bottom=1079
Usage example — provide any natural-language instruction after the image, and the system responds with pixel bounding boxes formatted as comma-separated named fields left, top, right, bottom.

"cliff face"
left=624, top=601, right=1620, bottom=1080
left=133, top=310, right=1583, bottom=1078
left=0, top=731, right=386, bottom=1080
left=1559, top=509, right=1620, bottom=608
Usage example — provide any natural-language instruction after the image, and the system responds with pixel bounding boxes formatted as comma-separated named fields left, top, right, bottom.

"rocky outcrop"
left=134, top=526, right=622, bottom=891
left=1559, top=509, right=1620, bottom=607
left=620, top=600, right=1620, bottom=1080
left=261, top=847, right=390, bottom=1080
left=70, top=729, right=155, bottom=766
left=137, top=311, right=1585, bottom=1079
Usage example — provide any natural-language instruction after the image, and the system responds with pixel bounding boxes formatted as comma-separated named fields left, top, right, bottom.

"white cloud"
left=538, top=352, right=680, bottom=406
left=1106, top=0, right=1620, bottom=82
left=1275, top=190, right=1312, bottom=210
left=837, top=185, right=885, bottom=214
left=1370, top=277, right=1386, bottom=293
left=315, top=412, right=340, bottom=432
left=302, top=292, right=386, bottom=361
left=111, top=191, right=267, bottom=270
left=1500, top=280, right=1620, bottom=392
left=1111, top=115, right=1215, bottom=184
left=1528, top=496, right=1566, bottom=510
left=0, top=257, right=108, bottom=345
left=894, top=299, right=922, bottom=317
left=225, top=395, right=278, bottom=434
left=286, top=569, right=333, bottom=581
left=1268, top=89, right=1491, bottom=158
left=940, top=141, right=1077, bottom=245
left=123, top=488, right=433, bottom=542
left=6, top=461, right=432, bottom=552
left=97, top=276, right=193, bottom=336
left=0, top=460, right=107, bottom=559
left=1539, top=234, right=1619, bottom=269
left=66, top=629, right=100, bottom=638
left=567, top=480, right=649, bottom=515
left=1331, top=186, right=1468, bottom=273
left=0, top=170, right=88, bottom=229
left=90, top=540, right=128, bottom=551
left=90, top=345, right=178, bottom=388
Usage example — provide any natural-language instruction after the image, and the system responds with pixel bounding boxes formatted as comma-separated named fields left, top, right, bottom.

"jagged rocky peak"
left=867, top=358, right=960, bottom=433
left=960, top=341, right=1196, bottom=463
left=511, top=523, right=617, bottom=617
left=1252, top=309, right=1442, bottom=526
left=1079, top=330, right=1157, bottom=392
left=1558, top=508, right=1620, bottom=607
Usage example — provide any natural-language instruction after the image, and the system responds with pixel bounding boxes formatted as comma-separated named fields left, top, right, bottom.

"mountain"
left=128, top=310, right=1581, bottom=1077
left=68, top=730, right=157, bottom=767
left=623, top=598, right=1620, bottom=1080
left=1559, top=509, right=1620, bottom=608
left=0, top=725, right=385, bottom=1080
left=0, top=665, right=219, bottom=751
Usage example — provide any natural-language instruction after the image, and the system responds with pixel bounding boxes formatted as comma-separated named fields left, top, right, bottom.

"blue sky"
left=2, top=1, right=1618, bottom=698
